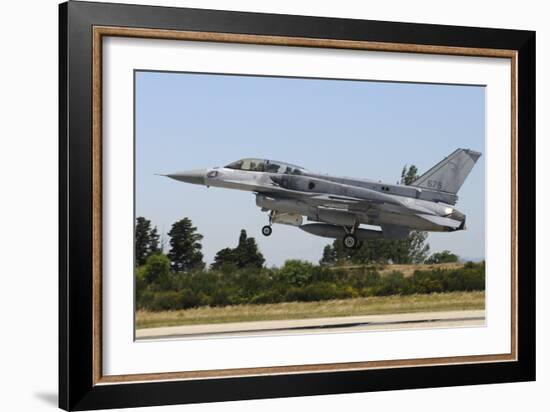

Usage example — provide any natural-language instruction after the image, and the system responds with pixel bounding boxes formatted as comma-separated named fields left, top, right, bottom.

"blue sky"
left=135, top=71, right=485, bottom=266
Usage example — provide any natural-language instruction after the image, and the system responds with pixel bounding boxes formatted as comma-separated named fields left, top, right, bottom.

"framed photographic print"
left=59, top=1, right=535, bottom=410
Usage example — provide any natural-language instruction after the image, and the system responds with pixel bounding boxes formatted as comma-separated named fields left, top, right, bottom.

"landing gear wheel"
left=261, top=225, right=272, bottom=237
left=343, top=234, right=357, bottom=249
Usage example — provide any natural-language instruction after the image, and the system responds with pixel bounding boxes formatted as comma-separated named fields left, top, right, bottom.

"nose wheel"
left=262, top=211, right=274, bottom=237
left=261, top=225, right=272, bottom=237
left=343, top=233, right=358, bottom=249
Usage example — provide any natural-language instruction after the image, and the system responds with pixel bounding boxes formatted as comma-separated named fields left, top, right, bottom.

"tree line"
left=137, top=257, right=484, bottom=312
left=135, top=217, right=265, bottom=273
left=135, top=214, right=471, bottom=313
left=136, top=213, right=457, bottom=274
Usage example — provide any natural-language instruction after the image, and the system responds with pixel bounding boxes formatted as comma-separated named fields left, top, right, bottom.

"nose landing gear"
left=262, top=211, right=273, bottom=237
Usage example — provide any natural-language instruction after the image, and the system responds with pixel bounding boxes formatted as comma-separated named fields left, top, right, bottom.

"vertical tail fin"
left=411, top=148, right=481, bottom=194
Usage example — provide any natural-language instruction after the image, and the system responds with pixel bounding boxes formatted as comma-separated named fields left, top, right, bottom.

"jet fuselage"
left=165, top=149, right=480, bottom=249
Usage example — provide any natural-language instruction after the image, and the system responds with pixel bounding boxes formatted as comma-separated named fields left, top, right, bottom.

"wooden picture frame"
left=59, top=1, right=535, bottom=410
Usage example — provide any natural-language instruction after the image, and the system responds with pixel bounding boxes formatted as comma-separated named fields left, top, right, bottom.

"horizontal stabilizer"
left=417, top=214, right=463, bottom=230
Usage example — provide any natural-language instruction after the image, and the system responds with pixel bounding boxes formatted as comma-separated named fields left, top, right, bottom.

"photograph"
left=133, top=71, right=486, bottom=340
left=54, top=2, right=536, bottom=409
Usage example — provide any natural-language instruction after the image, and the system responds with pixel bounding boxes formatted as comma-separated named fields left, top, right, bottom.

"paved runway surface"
left=136, top=310, right=485, bottom=340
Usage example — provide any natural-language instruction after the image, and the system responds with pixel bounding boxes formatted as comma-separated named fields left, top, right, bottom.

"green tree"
left=135, top=217, right=162, bottom=266
left=143, top=253, right=171, bottom=287
left=320, top=244, right=339, bottom=265
left=211, top=247, right=236, bottom=270
left=135, top=217, right=151, bottom=266
left=396, top=164, right=430, bottom=263
left=320, top=231, right=429, bottom=265
left=278, top=260, right=315, bottom=287
left=149, top=226, right=161, bottom=255
left=236, top=230, right=265, bottom=268
left=400, top=231, right=430, bottom=263
left=357, top=232, right=429, bottom=264
left=425, top=250, right=459, bottom=264
left=211, top=229, right=265, bottom=270
left=401, top=164, right=419, bottom=185
left=167, top=218, right=205, bottom=272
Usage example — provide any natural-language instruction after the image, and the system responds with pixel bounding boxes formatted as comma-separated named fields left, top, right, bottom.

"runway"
left=136, top=310, right=485, bottom=340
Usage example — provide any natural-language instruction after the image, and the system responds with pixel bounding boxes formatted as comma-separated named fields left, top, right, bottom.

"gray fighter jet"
left=165, top=148, right=481, bottom=249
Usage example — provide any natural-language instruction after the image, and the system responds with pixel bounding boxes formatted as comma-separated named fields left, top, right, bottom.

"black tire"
left=343, top=234, right=357, bottom=249
left=261, top=225, right=272, bottom=237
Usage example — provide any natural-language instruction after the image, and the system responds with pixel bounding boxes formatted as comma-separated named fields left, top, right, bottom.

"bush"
left=278, top=260, right=315, bottom=287
left=285, top=283, right=356, bottom=302
left=149, top=291, right=181, bottom=311
left=460, top=268, right=485, bottom=290
left=374, top=271, right=407, bottom=296
left=137, top=289, right=155, bottom=310
left=425, top=250, right=459, bottom=264
left=249, top=290, right=285, bottom=304
left=136, top=256, right=486, bottom=311
left=349, top=270, right=381, bottom=289
left=411, top=270, right=444, bottom=294
left=178, top=289, right=205, bottom=309
left=143, top=254, right=172, bottom=288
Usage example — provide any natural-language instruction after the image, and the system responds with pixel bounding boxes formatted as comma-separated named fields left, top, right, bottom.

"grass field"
left=136, top=291, right=484, bottom=329
left=330, top=262, right=466, bottom=277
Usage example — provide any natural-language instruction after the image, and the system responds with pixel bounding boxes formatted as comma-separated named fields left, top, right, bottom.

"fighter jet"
left=165, top=148, right=481, bottom=249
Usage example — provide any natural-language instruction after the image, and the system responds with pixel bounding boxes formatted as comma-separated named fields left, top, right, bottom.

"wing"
left=257, top=191, right=385, bottom=212
left=248, top=178, right=385, bottom=210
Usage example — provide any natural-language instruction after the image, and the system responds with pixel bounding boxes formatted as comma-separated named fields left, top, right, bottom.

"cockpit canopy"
left=225, top=158, right=306, bottom=175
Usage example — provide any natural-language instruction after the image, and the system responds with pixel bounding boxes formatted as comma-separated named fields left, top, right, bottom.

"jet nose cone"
left=166, top=169, right=206, bottom=185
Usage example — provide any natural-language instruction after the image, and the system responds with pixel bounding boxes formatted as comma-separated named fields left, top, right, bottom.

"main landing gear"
left=343, top=233, right=357, bottom=249
left=342, top=224, right=361, bottom=249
